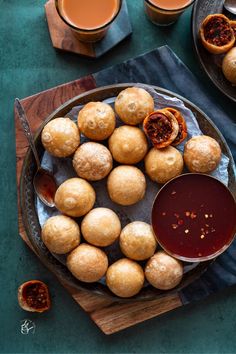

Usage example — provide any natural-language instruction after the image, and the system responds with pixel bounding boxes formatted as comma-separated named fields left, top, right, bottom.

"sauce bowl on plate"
left=152, top=173, right=236, bottom=262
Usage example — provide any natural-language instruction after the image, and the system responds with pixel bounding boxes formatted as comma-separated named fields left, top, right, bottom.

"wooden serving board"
left=14, top=75, right=183, bottom=335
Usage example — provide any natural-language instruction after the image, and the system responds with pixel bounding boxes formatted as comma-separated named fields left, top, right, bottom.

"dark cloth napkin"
left=92, top=45, right=236, bottom=304
left=94, top=45, right=236, bottom=159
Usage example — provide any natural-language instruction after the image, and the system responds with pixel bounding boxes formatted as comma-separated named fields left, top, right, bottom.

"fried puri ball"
left=41, top=118, right=80, bottom=157
left=81, top=208, right=121, bottom=247
left=54, top=178, right=95, bottom=217
left=145, top=146, right=184, bottom=184
left=42, top=215, right=80, bottom=254
left=107, top=166, right=146, bottom=206
left=73, top=142, right=113, bottom=181
left=108, top=125, right=148, bottom=164
left=184, top=135, right=221, bottom=173
left=67, top=244, right=108, bottom=283
left=78, top=102, right=116, bottom=140
left=145, top=251, right=183, bottom=290
left=106, top=258, right=144, bottom=297
left=115, top=87, right=154, bottom=125
left=222, top=47, right=236, bottom=85
left=119, top=222, right=157, bottom=261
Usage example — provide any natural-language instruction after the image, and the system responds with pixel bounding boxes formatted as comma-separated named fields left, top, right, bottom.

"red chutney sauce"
left=152, top=174, right=236, bottom=261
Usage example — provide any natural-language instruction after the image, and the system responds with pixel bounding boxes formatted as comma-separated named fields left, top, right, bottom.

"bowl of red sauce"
left=152, top=173, right=236, bottom=262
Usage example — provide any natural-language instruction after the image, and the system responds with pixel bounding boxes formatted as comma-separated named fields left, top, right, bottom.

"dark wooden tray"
left=192, top=0, right=236, bottom=102
left=15, top=81, right=236, bottom=335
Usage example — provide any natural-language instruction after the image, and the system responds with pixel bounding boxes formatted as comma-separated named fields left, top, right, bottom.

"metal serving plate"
left=20, top=83, right=236, bottom=302
left=192, top=0, right=236, bottom=102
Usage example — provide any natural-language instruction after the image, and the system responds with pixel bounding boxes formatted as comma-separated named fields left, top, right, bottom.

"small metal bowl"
left=152, top=173, right=236, bottom=263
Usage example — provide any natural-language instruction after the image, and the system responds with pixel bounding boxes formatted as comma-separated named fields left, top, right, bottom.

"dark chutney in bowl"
left=152, top=173, right=236, bottom=262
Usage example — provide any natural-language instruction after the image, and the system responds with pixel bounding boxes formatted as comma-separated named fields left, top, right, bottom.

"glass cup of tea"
left=144, top=0, right=195, bottom=26
left=55, top=0, right=122, bottom=43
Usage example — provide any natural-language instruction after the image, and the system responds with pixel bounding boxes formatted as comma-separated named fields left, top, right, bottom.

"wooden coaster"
left=15, top=76, right=183, bottom=335
left=45, top=0, right=132, bottom=58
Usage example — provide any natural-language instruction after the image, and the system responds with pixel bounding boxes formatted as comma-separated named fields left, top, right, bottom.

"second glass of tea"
left=144, top=0, right=195, bottom=26
left=55, top=0, right=122, bottom=42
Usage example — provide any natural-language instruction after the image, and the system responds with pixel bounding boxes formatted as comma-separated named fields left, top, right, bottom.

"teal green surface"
left=0, top=1, right=236, bottom=353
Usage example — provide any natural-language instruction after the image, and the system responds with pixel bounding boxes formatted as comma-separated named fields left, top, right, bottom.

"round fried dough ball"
left=184, top=135, right=221, bottom=173
left=42, top=215, right=80, bottom=254
left=108, top=125, right=148, bottom=164
left=145, top=146, right=184, bottom=184
left=115, top=87, right=154, bottom=125
left=145, top=251, right=183, bottom=290
left=78, top=102, right=116, bottom=140
left=41, top=118, right=80, bottom=157
left=73, top=142, right=113, bottom=181
left=55, top=178, right=95, bottom=217
left=107, top=166, right=146, bottom=206
left=81, top=208, right=121, bottom=247
left=119, top=222, right=157, bottom=261
left=106, top=258, right=144, bottom=297
left=67, top=244, right=108, bottom=283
